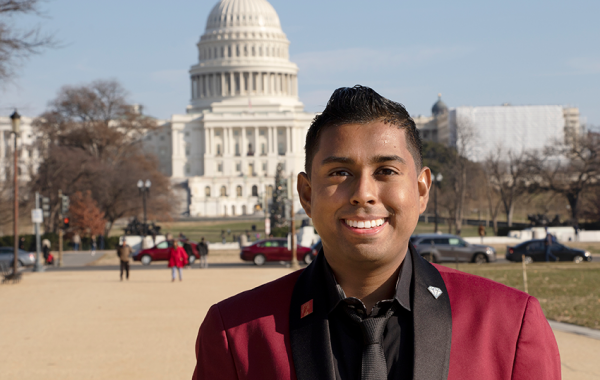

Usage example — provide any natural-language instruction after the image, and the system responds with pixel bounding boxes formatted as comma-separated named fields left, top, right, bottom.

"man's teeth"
left=345, top=219, right=385, bottom=229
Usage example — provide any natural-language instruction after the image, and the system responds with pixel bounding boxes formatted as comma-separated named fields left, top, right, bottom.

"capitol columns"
left=241, top=126, right=247, bottom=156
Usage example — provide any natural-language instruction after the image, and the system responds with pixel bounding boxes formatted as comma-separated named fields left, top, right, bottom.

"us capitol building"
left=143, top=0, right=314, bottom=217
left=0, top=0, right=585, bottom=218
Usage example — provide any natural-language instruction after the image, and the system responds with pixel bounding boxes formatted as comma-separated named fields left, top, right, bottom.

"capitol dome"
left=189, top=0, right=302, bottom=113
left=432, top=94, right=448, bottom=116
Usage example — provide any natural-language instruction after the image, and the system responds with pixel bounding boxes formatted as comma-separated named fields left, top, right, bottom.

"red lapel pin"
left=301, top=299, right=313, bottom=318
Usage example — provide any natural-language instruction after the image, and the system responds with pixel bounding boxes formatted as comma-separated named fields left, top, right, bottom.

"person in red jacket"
left=192, top=85, right=560, bottom=380
left=168, top=240, right=188, bottom=282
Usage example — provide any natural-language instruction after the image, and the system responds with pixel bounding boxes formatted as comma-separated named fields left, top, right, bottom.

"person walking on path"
left=198, top=237, right=209, bottom=268
left=545, top=229, right=558, bottom=262
left=478, top=224, right=486, bottom=244
left=42, top=239, right=51, bottom=265
left=72, top=233, right=81, bottom=251
left=168, top=240, right=188, bottom=282
left=91, top=234, right=97, bottom=256
left=117, top=240, right=132, bottom=281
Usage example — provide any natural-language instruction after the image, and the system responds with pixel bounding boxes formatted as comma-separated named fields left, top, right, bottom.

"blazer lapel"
left=289, top=252, right=336, bottom=380
left=410, top=245, right=452, bottom=380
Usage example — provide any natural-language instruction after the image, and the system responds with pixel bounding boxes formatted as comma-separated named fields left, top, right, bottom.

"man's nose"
left=350, top=173, right=377, bottom=206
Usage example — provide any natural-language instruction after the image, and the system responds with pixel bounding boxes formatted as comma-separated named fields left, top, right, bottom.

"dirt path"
left=1, top=266, right=598, bottom=379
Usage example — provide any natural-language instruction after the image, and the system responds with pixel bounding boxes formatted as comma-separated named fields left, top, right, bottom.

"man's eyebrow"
left=370, top=155, right=407, bottom=165
left=320, top=155, right=406, bottom=166
left=321, top=156, right=355, bottom=166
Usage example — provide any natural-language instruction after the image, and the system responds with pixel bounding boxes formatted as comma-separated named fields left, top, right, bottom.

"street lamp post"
left=10, top=110, right=21, bottom=276
left=433, top=173, right=443, bottom=233
left=137, top=179, right=151, bottom=236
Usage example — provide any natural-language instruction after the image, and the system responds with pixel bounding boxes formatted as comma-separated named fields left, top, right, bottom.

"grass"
left=448, top=262, right=600, bottom=330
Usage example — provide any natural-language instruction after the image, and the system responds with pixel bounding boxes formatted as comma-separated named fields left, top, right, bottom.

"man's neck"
left=329, top=252, right=406, bottom=313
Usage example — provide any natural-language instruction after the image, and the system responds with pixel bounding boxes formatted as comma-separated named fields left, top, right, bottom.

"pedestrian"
left=478, top=223, right=486, bottom=244
left=117, top=239, right=132, bottom=281
left=72, top=233, right=81, bottom=251
left=91, top=234, right=97, bottom=256
left=221, top=230, right=226, bottom=244
left=42, top=239, right=51, bottom=265
left=99, top=234, right=105, bottom=250
left=168, top=240, right=188, bottom=282
left=574, top=224, right=580, bottom=241
left=545, top=229, right=558, bottom=262
left=19, top=236, right=25, bottom=250
left=198, top=237, right=209, bottom=268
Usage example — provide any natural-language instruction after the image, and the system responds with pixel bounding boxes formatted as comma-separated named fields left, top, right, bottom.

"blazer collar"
left=289, top=245, right=452, bottom=380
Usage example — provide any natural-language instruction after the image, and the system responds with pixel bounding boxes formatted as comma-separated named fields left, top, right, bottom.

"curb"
left=548, top=320, right=600, bottom=340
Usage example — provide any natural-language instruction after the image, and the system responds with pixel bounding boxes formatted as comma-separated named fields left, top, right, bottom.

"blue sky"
left=2, top=0, right=599, bottom=127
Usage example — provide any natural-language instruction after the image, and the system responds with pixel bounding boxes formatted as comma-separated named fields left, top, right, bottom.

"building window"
left=216, top=144, right=222, bottom=156
left=248, top=143, right=254, bottom=156
left=252, top=185, right=258, bottom=197
left=236, top=186, right=242, bottom=197
left=215, top=130, right=221, bottom=136
left=232, top=205, right=236, bottom=215
left=236, top=162, right=241, bottom=171
left=205, top=186, right=211, bottom=197
left=262, top=162, right=267, bottom=172
left=185, top=132, right=190, bottom=137
left=220, top=186, right=227, bottom=197
left=233, top=130, right=239, bottom=136
left=247, top=129, right=252, bottom=136
left=185, top=163, right=190, bottom=174
left=259, top=130, right=265, bottom=136
left=278, top=142, right=285, bottom=155
left=261, top=143, right=266, bottom=155
left=185, top=143, right=191, bottom=156
left=217, top=162, right=223, bottom=172
left=235, top=143, right=240, bottom=156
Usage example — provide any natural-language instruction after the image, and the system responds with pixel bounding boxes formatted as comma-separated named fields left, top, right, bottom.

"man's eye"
left=331, top=170, right=351, bottom=176
left=376, top=168, right=397, bottom=176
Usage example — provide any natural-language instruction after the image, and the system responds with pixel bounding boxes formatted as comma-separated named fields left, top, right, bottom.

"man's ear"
left=297, top=172, right=312, bottom=218
left=418, top=166, right=431, bottom=214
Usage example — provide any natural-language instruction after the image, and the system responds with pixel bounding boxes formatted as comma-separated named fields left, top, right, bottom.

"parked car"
left=506, top=240, right=592, bottom=263
left=240, top=238, right=312, bottom=266
left=134, top=239, right=199, bottom=265
left=0, top=247, right=36, bottom=268
left=410, top=233, right=496, bottom=263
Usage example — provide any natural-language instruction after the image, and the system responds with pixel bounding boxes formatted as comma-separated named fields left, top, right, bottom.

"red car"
left=240, top=238, right=312, bottom=266
left=134, top=239, right=199, bottom=266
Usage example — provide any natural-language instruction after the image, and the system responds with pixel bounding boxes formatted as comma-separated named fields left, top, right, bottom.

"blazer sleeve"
left=192, top=304, right=239, bottom=380
left=511, top=297, right=561, bottom=379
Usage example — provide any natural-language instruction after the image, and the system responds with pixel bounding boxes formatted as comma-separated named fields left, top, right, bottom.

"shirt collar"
left=322, top=248, right=413, bottom=314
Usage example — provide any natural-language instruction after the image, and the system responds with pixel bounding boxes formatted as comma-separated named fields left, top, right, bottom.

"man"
left=198, top=237, right=209, bottom=269
left=478, top=223, right=486, bottom=244
left=192, top=86, right=560, bottom=379
left=544, top=228, right=558, bottom=262
left=117, top=239, right=132, bottom=281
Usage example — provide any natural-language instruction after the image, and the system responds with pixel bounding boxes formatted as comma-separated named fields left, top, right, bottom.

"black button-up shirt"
left=323, top=251, right=414, bottom=380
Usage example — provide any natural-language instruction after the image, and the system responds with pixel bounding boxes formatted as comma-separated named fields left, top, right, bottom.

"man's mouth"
left=343, top=218, right=386, bottom=229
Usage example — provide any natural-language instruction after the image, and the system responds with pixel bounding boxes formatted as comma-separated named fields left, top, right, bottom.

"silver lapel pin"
left=428, top=286, right=442, bottom=299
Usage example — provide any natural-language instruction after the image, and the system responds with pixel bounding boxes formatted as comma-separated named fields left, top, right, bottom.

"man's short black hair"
left=304, top=85, right=422, bottom=176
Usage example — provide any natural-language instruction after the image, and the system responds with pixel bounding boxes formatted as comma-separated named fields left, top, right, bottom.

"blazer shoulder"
left=215, top=269, right=303, bottom=328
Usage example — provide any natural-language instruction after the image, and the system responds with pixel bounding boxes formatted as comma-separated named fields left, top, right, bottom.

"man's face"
left=298, top=121, right=431, bottom=271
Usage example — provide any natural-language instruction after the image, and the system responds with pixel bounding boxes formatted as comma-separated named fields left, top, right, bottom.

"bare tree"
left=0, top=0, right=56, bottom=82
left=484, top=147, right=529, bottom=227
left=446, top=116, right=479, bottom=235
left=32, top=79, right=172, bottom=236
left=527, top=133, right=600, bottom=226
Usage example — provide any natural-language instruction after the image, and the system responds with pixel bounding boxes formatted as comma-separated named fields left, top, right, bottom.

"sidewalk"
left=1, top=267, right=599, bottom=379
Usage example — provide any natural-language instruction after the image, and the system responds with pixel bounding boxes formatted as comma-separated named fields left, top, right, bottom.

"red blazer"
left=169, top=246, right=188, bottom=268
left=192, top=247, right=560, bottom=380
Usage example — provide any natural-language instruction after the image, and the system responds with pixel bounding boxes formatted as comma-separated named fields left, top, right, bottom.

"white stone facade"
left=0, top=116, right=39, bottom=183
left=145, top=0, right=314, bottom=217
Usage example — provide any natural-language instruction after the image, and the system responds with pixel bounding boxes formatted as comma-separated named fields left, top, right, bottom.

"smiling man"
left=192, top=86, right=560, bottom=380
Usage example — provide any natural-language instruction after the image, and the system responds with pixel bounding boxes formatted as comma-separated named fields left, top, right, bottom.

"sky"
left=2, top=0, right=599, bottom=127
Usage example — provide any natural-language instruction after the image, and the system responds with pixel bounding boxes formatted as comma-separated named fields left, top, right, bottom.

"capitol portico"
left=145, top=0, right=313, bottom=217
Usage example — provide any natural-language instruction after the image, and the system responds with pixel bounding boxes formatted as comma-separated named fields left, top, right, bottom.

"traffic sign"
left=31, top=208, right=43, bottom=224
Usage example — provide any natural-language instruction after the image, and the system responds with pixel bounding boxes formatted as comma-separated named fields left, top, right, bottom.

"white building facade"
left=146, top=0, right=314, bottom=217
left=0, top=116, right=39, bottom=182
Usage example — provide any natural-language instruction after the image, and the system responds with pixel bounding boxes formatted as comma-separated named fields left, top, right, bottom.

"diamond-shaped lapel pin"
left=428, top=286, right=443, bottom=299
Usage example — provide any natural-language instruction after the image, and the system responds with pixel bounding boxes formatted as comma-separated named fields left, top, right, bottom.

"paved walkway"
left=1, top=265, right=599, bottom=379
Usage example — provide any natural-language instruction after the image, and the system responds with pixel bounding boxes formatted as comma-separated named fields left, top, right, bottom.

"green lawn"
left=449, top=262, right=600, bottom=330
